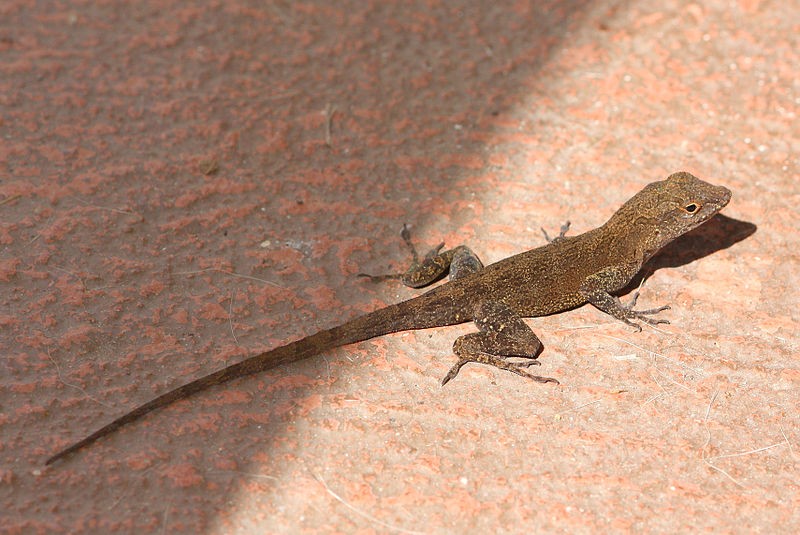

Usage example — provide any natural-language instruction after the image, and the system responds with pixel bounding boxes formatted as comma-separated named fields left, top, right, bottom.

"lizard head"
left=608, top=171, right=732, bottom=262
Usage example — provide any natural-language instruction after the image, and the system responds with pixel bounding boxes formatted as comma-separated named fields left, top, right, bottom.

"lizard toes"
left=441, top=358, right=469, bottom=386
left=515, top=367, right=560, bottom=384
left=423, top=242, right=446, bottom=260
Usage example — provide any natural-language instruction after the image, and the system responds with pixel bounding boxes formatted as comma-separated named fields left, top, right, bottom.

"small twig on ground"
left=171, top=267, right=282, bottom=288
left=640, top=371, right=671, bottom=407
left=651, top=365, right=693, bottom=393
left=69, top=195, right=137, bottom=215
left=47, top=347, right=113, bottom=408
left=700, top=390, right=743, bottom=487
left=706, top=441, right=786, bottom=461
left=161, top=499, right=172, bottom=535
left=229, top=291, right=239, bottom=345
left=780, top=423, right=797, bottom=460
left=555, top=399, right=602, bottom=417
left=324, top=103, right=337, bottom=146
left=108, top=464, right=161, bottom=510
left=313, top=472, right=424, bottom=535
left=209, top=469, right=279, bottom=482
left=593, top=332, right=703, bottom=375
left=0, top=194, right=21, bottom=206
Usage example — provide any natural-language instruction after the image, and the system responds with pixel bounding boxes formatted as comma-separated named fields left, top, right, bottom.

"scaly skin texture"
left=46, top=171, right=731, bottom=465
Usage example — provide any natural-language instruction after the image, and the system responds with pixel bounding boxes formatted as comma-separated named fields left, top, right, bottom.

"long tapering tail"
left=46, top=296, right=440, bottom=465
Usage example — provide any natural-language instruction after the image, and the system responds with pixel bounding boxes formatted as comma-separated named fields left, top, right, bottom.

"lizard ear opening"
left=683, top=203, right=700, bottom=214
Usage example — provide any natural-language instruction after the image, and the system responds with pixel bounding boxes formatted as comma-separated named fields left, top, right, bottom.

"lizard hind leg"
left=358, top=224, right=484, bottom=288
left=448, top=245, right=483, bottom=280
left=442, top=301, right=559, bottom=386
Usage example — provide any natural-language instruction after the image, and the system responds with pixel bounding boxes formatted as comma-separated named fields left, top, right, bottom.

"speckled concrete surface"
left=1, top=0, right=798, bottom=533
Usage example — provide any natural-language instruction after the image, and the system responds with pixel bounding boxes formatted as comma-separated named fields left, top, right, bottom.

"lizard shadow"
left=623, top=214, right=757, bottom=292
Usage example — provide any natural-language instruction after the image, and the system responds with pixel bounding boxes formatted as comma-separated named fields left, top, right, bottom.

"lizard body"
left=46, top=171, right=730, bottom=465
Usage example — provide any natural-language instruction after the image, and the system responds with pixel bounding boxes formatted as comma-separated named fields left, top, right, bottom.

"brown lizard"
left=45, top=171, right=731, bottom=465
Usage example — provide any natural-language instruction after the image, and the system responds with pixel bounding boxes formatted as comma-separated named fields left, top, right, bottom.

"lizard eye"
left=683, top=203, right=700, bottom=214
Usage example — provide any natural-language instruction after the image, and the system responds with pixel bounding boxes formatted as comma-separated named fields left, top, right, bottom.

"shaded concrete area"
left=1, top=0, right=797, bottom=533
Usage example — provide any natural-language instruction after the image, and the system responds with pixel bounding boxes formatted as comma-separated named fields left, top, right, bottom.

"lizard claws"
left=620, top=292, right=671, bottom=329
left=625, top=319, right=643, bottom=332
left=623, top=310, right=670, bottom=331
left=441, top=354, right=558, bottom=386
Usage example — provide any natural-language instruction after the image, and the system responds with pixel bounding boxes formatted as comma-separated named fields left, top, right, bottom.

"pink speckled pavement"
left=1, top=0, right=797, bottom=533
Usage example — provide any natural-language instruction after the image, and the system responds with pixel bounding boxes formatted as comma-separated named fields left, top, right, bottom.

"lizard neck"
left=600, top=214, right=662, bottom=265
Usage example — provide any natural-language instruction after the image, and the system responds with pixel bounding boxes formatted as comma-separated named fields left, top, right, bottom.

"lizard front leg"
left=579, top=265, right=670, bottom=331
left=541, top=221, right=571, bottom=243
left=359, top=224, right=484, bottom=288
left=442, top=301, right=559, bottom=386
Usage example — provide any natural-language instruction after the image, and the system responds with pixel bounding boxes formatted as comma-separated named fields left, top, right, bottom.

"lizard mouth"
left=682, top=185, right=730, bottom=234
left=716, top=186, right=732, bottom=208
left=698, top=186, right=731, bottom=224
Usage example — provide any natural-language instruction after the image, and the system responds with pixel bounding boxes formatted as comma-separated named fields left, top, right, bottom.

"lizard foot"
left=441, top=353, right=559, bottom=386
left=620, top=291, right=670, bottom=331
left=541, top=221, right=571, bottom=243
